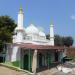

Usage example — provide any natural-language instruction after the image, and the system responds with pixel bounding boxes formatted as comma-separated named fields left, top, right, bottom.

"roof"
left=13, top=43, right=68, bottom=50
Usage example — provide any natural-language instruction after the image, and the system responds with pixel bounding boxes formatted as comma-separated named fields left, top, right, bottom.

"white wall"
left=11, top=46, right=20, bottom=62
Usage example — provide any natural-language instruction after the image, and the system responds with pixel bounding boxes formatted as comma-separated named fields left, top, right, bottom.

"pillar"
left=32, top=49, right=37, bottom=74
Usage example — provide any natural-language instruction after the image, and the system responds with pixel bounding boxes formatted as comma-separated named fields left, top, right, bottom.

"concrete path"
left=37, top=68, right=59, bottom=75
left=53, top=71, right=75, bottom=75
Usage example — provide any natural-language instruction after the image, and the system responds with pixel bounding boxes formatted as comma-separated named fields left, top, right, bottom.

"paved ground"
left=52, top=62, right=75, bottom=75
left=37, top=68, right=59, bottom=75
left=38, top=69, right=75, bottom=75
left=53, top=71, right=75, bottom=75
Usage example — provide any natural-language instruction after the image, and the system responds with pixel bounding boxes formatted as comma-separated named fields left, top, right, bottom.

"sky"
left=0, top=0, right=75, bottom=45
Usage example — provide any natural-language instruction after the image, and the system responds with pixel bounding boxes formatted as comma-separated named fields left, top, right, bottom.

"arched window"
left=25, top=35, right=32, bottom=40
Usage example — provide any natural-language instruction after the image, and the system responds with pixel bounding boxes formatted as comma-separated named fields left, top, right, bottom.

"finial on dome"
left=50, top=17, right=54, bottom=26
left=19, top=5, right=23, bottom=13
left=20, top=5, right=22, bottom=10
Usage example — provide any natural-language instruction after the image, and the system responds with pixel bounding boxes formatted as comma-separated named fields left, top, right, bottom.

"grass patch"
left=68, top=55, right=75, bottom=61
left=5, top=62, right=13, bottom=66
left=0, top=62, right=22, bottom=71
left=12, top=61, right=19, bottom=67
left=4, top=61, right=20, bottom=68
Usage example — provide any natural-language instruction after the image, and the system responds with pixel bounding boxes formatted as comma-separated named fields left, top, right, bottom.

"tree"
left=46, top=34, right=74, bottom=47
left=0, top=16, right=17, bottom=51
left=63, top=36, right=74, bottom=47
left=46, top=34, right=63, bottom=46
left=54, top=35, right=63, bottom=46
left=46, top=34, right=50, bottom=40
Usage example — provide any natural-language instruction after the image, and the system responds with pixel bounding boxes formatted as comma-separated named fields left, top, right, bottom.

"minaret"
left=11, top=6, right=24, bottom=62
left=18, top=6, right=24, bottom=28
left=15, top=6, right=24, bottom=43
left=50, top=20, right=54, bottom=46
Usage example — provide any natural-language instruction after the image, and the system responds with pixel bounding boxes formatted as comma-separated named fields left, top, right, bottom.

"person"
left=61, top=56, right=67, bottom=64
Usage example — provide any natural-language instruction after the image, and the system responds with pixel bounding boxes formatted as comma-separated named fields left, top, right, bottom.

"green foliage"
left=54, top=35, right=74, bottom=47
left=0, top=40, right=4, bottom=52
left=0, top=15, right=17, bottom=51
left=46, top=34, right=74, bottom=47
left=5, top=61, right=19, bottom=67
left=68, top=55, right=75, bottom=61
left=54, top=35, right=63, bottom=46
left=12, top=61, right=19, bottom=67
left=46, top=34, right=50, bottom=40
left=63, top=36, right=74, bottom=47
left=5, top=61, right=13, bottom=66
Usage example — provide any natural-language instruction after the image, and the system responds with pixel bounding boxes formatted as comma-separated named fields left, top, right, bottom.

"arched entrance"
left=23, top=54, right=29, bottom=70
left=39, top=53, right=43, bottom=67
left=55, top=51, right=59, bottom=61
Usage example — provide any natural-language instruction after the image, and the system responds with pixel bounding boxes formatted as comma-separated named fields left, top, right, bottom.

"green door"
left=23, top=54, right=28, bottom=70
left=39, top=53, right=42, bottom=67
left=55, top=52, right=58, bottom=61
left=47, top=53, right=51, bottom=69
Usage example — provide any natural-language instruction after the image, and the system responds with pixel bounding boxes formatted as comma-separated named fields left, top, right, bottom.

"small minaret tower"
left=50, top=20, right=54, bottom=46
left=15, top=6, right=24, bottom=43
left=18, top=6, right=24, bottom=28
left=10, top=6, right=24, bottom=62
left=7, top=7, right=24, bottom=61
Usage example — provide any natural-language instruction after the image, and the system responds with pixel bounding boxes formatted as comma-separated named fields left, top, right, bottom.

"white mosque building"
left=6, top=7, right=66, bottom=73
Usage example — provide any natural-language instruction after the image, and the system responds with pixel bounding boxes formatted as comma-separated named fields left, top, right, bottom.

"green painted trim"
left=30, top=50, right=32, bottom=72
left=19, top=5, right=23, bottom=11
left=50, top=18, right=54, bottom=26
left=21, top=49, right=23, bottom=69
left=47, top=53, right=51, bottom=69
left=28, top=49, right=32, bottom=72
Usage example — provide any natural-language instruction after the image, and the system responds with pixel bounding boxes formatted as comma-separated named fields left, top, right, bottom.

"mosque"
left=5, top=7, right=67, bottom=74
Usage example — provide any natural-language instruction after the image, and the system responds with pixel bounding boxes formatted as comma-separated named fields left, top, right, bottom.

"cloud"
left=70, top=15, right=75, bottom=20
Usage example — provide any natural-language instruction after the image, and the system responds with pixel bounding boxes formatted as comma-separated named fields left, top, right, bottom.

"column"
left=32, top=49, right=37, bottom=74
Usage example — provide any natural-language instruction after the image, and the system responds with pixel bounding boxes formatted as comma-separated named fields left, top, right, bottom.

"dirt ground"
left=0, top=66, right=28, bottom=75
left=0, top=65, right=75, bottom=75
left=0, top=66, right=58, bottom=75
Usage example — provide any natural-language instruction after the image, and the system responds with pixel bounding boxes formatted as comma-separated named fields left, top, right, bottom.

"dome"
left=39, top=31, right=46, bottom=36
left=25, top=24, right=39, bottom=34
